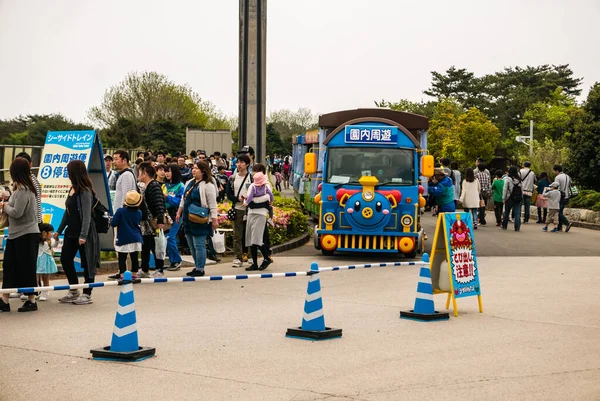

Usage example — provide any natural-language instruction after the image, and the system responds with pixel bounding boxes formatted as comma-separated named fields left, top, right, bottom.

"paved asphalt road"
left=286, top=213, right=600, bottom=258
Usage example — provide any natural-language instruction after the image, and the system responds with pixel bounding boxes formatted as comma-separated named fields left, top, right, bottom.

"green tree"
left=427, top=98, right=463, bottom=160
left=424, top=66, right=480, bottom=108
left=267, top=108, right=318, bottom=142
left=567, top=83, right=600, bottom=190
left=520, top=88, right=583, bottom=142
left=266, top=123, right=289, bottom=156
left=374, top=99, right=437, bottom=118
left=88, top=71, right=214, bottom=130
left=442, top=108, right=501, bottom=168
left=0, top=114, right=91, bottom=145
left=516, top=139, right=569, bottom=180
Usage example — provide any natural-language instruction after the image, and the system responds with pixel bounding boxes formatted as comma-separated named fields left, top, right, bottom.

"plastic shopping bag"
left=154, top=229, right=167, bottom=260
left=212, top=230, right=226, bottom=254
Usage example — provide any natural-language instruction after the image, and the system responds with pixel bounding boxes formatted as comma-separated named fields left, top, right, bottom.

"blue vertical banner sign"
left=38, top=130, right=114, bottom=257
left=39, top=131, right=96, bottom=229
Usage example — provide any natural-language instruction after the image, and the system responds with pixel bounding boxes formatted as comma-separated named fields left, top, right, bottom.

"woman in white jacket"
left=460, top=168, right=481, bottom=228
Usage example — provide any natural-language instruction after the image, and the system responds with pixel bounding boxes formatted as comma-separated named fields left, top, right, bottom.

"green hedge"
left=569, top=190, right=600, bottom=211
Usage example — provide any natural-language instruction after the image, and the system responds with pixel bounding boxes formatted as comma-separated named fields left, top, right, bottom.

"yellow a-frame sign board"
left=430, top=212, right=483, bottom=317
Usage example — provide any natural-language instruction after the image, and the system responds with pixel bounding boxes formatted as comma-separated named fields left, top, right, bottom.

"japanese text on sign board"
left=46, top=132, right=95, bottom=149
left=344, top=126, right=397, bottom=144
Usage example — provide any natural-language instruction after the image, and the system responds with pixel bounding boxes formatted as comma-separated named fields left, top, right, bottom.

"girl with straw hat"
left=109, top=190, right=144, bottom=280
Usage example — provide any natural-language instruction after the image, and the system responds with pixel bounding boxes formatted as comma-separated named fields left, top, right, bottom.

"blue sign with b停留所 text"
left=344, top=125, right=398, bottom=144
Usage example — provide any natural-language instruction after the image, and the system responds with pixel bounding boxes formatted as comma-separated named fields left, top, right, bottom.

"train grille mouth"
left=337, top=234, right=398, bottom=250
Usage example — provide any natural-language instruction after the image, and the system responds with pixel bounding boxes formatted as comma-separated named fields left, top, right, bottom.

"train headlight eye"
left=324, top=213, right=335, bottom=224
left=402, top=215, right=413, bottom=226
left=364, top=190, right=374, bottom=201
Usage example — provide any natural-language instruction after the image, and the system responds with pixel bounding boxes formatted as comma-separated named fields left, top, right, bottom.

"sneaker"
left=186, top=269, right=205, bottom=277
left=258, top=259, right=272, bottom=271
left=108, top=273, right=122, bottom=280
left=232, top=259, right=243, bottom=268
left=135, top=271, right=150, bottom=278
left=542, top=226, right=548, bottom=231
left=208, top=254, right=221, bottom=262
left=551, top=228, right=559, bottom=233
left=523, top=221, right=529, bottom=224
left=18, top=300, right=38, bottom=312
left=9, top=293, right=20, bottom=298
left=20, top=294, right=28, bottom=301
left=39, top=291, right=49, bottom=301
left=72, top=294, right=93, bottom=305
left=565, top=222, right=573, bottom=233
left=167, top=262, right=181, bottom=271
left=536, top=220, right=544, bottom=224
left=0, top=298, right=10, bottom=312
left=152, top=271, right=164, bottom=278
left=59, top=290, right=80, bottom=303
left=245, top=264, right=259, bottom=272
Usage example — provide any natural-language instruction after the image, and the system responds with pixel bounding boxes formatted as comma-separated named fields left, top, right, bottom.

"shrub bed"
left=216, top=195, right=308, bottom=246
left=569, top=190, right=600, bottom=212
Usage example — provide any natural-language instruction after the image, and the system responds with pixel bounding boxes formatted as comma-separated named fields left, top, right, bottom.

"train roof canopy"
left=318, top=108, right=429, bottom=131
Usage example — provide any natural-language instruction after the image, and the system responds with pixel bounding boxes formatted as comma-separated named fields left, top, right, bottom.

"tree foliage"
left=520, top=88, right=583, bottom=142
left=424, top=64, right=582, bottom=136
left=90, top=71, right=229, bottom=154
left=374, top=99, right=437, bottom=118
left=0, top=114, right=92, bottom=145
left=441, top=108, right=501, bottom=168
left=516, top=139, right=569, bottom=180
left=266, top=123, right=290, bottom=156
left=567, top=83, right=600, bottom=190
left=267, top=107, right=318, bottom=148
left=426, top=98, right=464, bottom=159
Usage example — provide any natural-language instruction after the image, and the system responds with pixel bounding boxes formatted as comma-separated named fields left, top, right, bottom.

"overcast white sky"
left=0, top=0, right=599, bottom=124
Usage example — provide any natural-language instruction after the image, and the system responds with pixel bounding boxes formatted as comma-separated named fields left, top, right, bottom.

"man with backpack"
left=502, top=166, right=523, bottom=231
left=553, top=164, right=573, bottom=232
left=519, top=161, right=537, bottom=224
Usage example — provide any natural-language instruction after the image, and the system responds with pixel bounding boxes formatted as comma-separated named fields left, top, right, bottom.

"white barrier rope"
left=0, top=261, right=425, bottom=294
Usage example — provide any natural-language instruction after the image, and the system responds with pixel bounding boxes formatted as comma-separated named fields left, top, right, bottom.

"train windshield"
left=326, top=147, right=414, bottom=186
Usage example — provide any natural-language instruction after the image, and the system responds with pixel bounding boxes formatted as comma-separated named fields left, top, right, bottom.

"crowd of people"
left=427, top=157, right=575, bottom=233
left=1, top=146, right=288, bottom=312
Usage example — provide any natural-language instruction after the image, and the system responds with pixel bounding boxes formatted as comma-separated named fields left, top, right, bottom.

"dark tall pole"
left=239, top=0, right=267, bottom=163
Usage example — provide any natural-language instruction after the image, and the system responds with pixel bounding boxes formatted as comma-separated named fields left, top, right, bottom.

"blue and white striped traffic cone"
left=90, top=271, right=156, bottom=361
left=286, top=262, right=342, bottom=340
left=400, top=253, right=449, bottom=321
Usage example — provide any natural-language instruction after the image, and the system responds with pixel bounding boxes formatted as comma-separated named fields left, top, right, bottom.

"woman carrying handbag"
left=176, top=161, right=218, bottom=277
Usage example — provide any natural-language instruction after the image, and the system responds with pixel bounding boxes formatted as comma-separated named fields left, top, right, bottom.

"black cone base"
left=286, top=327, right=342, bottom=340
left=90, top=346, right=156, bottom=361
left=400, top=310, right=450, bottom=321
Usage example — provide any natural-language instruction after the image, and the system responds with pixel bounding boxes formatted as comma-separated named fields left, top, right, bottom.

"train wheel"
left=321, top=249, right=335, bottom=256
left=403, top=250, right=417, bottom=259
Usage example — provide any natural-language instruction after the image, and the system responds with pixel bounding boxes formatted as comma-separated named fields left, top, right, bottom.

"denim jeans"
left=523, top=195, right=532, bottom=222
left=503, top=199, right=522, bottom=231
left=557, top=198, right=570, bottom=230
left=166, top=219, right=182, bottom=264
left=466, top=208, right=478, bottom=226
left=186, top=233, right=207, bottom=271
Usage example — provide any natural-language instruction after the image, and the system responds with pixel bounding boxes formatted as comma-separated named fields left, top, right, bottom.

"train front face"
left=315, top=123, right=426, bottom=257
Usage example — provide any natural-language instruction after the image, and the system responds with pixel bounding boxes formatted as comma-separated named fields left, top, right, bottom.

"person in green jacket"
left=491, top=170, right=505, bottom=226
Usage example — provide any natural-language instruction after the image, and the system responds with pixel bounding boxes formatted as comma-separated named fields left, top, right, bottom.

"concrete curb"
left=571, top=221, right=600, bottom=231
left=271, top=232, right=310, bottom=255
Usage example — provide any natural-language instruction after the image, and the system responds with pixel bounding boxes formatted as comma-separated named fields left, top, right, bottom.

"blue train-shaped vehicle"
left=291, top=108, right=434, bottom=257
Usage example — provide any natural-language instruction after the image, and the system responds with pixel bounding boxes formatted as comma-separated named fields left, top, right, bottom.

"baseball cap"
left=104, top=155, right=113, bottom=161
left=238, top=145, right=255, bottom=156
